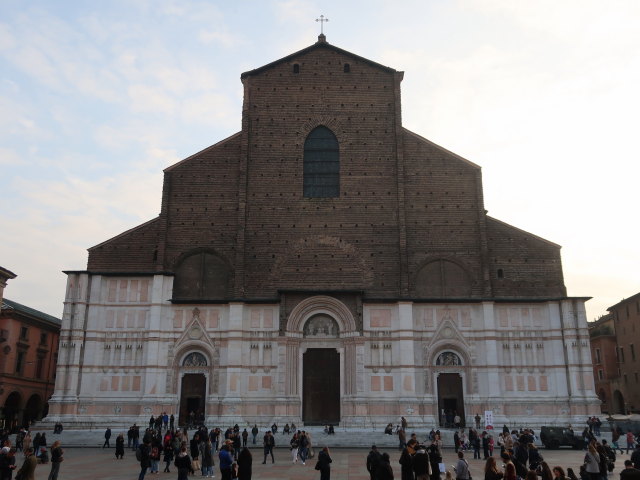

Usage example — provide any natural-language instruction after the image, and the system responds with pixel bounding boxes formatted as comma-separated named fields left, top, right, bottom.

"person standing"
left=317, top=447, right=332, bottom=480
left=15, top=447, right=37, bottom=480
left=367, top=445, right=382, bottom=480
left=103, top=428, right=111, bottom=448
left=237, top=447, right=252, bottom=480
left=620, top=460, right=640, bottom=480
left=454, top=451, right=470, bottom=480
left=251, top=425, right=258, bottom=445
left=219, top=444, right=233, bottom=480
left=174, top=446, right=194, bottom=480
left=0, top=447, right=17, bottom=480
left=290, top=433, right=299, bottom=463
left=115, top=434, right=125, bottom=459
left=262, top=431, right=275, bottom=464
left=48, top=441, right=64, bottom=480
left=378, top=452, right=395, bottom=480
left=242, top=429, right=248, bottom=448
left=413, top=444, right=431, bottom=480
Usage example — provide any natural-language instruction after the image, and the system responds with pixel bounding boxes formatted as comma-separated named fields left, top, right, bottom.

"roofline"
left=0, top=266, right=17, bottom=279
left=1, top=298, right=61, bottom=326
left=403, top=128, right=481, bottom=169
left=63, top=270, right=174, bottom=276
left=607, top=291, right=640, bottom=311
left=164, top=131, right=241, bottom=173
left=88, top=217, right=160, bottom=251
left=486, top=216, right=562, bottom=249
left=241, top=36, right=398, bottom=79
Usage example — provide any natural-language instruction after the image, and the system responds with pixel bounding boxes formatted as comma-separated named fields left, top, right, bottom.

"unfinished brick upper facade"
left=87, top=36, right=566, bottom=304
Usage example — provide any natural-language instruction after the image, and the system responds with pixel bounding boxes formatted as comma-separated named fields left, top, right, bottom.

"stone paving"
left=17, top=445, right=631, bottom=480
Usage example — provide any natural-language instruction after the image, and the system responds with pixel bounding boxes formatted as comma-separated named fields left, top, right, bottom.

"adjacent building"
left=0, top=266, right=61, bottom=430
left=590, top=293, right=640, bottom=414
left=47, top=35, right=599, bottom=428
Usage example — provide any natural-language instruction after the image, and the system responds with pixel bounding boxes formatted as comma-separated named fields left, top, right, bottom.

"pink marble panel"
left=498, top=309, right=508, bottom=328
left=371, top=376, right=381, bottom=391
left=100, top=377, right=109, bottom=391
left=122, top=376, right=131, bottom=391
left=371, top=309, right=391, bottom=328
left=118, top=281, right=127, bottom=303
left=107, top=280, right=117, bottom=302
left=261, top=376, right=272, bottom=389
left=173, top=310, right=183, bottom=329
left=264, top=309, right=273, bottom=328
left=116, top=311, right=125, bottom=328
left=383, top=376, right=393, bottom=391
left=132, top=376, right=141, bottom=391
left=248, top=376, right=258, bottom=391
left=140, top=279, right=149, bottom=302
left=403, top=375, right=414, bottom=392
left=527, top=376, right=536, bottom=391
left=516, top=376, right=524, bottom=391
left=423, top=309, right=434, bottom=328
left=539, top=375, right=548, bottom=391
left=250, top=311, right=260, bottom=328
left=106, top=310, right=114, bottom=328
left=111, top=376, right=120, bottom=391
left=505, top=376, right=513, bottom=391
left=129, top=280, right=139, bottom=302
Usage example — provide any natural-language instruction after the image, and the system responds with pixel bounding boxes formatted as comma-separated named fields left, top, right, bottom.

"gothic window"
left=183, top=352, right=208, bottom=367
left=436, top=351, right=462, bottom=366
left=414, top=259, right=472, bottom=298
left=293, top=63, right=300, bottom=74
left=303, top=126, right=339, bottom=198
left=173, top=251, right=229, bottom=300
left=343, top=63, right=350, bottom=73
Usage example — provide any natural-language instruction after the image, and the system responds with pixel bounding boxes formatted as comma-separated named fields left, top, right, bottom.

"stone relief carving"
left=435, top=351, right=462, bottom=366
left=303, top=315, right=339, bottom=338
left=183, top=352, right=208, bottom=367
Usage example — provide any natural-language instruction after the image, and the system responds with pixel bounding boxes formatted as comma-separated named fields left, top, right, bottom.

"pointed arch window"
left=303, top=126, right=339, bottom=198
left=173, top=251, right=229, bottom=300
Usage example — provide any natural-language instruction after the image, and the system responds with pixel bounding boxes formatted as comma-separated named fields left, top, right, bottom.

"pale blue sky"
left=2, top=0, right=639, bottom=320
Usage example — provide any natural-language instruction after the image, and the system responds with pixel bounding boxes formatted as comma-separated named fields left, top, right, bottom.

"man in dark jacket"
left=262, top=431, right=275, bottom=464
left=621, top=460, right=640, bottom=480
left=413, top=445, right=431, bottom=480
left=103, top=428, right=111, bottom=448
left=367, top=445, right=382, bottom=480
left=138, top=441, right=151, bottom=480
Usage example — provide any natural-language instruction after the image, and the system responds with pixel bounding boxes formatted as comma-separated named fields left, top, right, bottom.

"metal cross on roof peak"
left=316, top=15, right=329, bottom=34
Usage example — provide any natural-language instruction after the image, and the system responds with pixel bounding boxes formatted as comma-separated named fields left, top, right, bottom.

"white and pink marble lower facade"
left=45, top=273, right=600, bottom=428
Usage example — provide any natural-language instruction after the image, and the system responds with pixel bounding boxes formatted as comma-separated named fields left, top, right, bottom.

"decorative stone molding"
left=285, top=295, right=358, bottom=335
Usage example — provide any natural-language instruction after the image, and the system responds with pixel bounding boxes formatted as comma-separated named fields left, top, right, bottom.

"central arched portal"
left=179, top=373, right=206, bottom=427
left=437, top=372, right=466, bottom=428
left=303, top=348, right=340, bottom=425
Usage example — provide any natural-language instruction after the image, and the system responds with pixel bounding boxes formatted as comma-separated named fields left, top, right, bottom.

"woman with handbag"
left=316, top=447, right=332, bottom=480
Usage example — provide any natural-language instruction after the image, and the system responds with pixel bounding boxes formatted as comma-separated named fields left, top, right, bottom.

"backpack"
left=136, top=446, right=142, bottom=461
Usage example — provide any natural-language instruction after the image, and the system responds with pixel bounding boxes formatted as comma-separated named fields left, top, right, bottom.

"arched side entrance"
left=434, top=351, right=466, bottom=428
left=23, top=394, right=43, bottom=426
left=178, top=352, right=209, bottom=427
left=612, top=390, right=625, bottom=414
left=3, top=392, right=22, bottom=431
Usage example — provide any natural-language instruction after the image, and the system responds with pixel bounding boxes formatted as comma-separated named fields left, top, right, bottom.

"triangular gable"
left=403, top=128, right=481, bottom=170
left=173, top=307, right=217, bottom=355
left=241, top=35, right=398, bottom=79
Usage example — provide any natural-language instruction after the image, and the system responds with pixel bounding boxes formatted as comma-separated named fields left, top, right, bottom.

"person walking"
left=317, top=447, right=332, bottom=480
left=48, top=441, right=64, bottom=480
left=378, top=452, right=395, bottom=480
left=454, top=451, right=470, bottom=480
left=367, top=445, right=382, bottom=480
left=103, top=428, right=112, bottom=448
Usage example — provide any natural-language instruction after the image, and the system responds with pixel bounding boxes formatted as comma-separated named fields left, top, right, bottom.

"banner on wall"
left=484, top=410, right=494, bottom=430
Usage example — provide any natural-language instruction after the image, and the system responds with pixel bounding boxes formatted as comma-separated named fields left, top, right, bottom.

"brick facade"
left=49, top=36, right=598, bottom=428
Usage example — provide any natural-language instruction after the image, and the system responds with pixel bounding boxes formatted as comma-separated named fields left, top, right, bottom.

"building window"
left=293, top=63, right=299, bottom=74
left=303, top=126, right=339, bottom=198
left=19, top=327, right=28, bottom=340
left=40, top=333, right=47, bottom=346
left=15, top=351, right=25, bottom=374
left=598, top=369, right=604, bottom=380
left=620, top=347, right=626, bottom=363
left=595, top=348, right=601, bottom=364
left=497, top=268, right=504, bottom=279
left=632, top=344, right=636, bottom=362
left=36, top=356, right=45, bottom=379
left=343, top=63, right=350, bottom=73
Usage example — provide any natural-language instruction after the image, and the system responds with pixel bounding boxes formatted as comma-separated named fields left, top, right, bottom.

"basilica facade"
left=47, top=35, right=599, bottom=428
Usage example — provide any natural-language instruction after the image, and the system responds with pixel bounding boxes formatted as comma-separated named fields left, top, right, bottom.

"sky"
left=1, top=0, right=638, bottom=322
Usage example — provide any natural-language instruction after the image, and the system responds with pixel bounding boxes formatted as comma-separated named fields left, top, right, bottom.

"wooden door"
left=303, top=348, right=340, bottom=425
